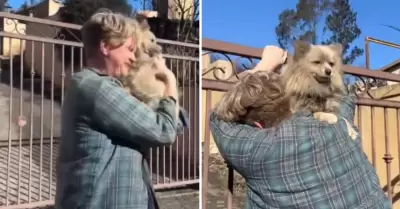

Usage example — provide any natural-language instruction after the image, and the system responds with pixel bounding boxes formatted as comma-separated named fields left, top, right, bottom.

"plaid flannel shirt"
left=55, top=68, right=180, bottom=209
left=210, top=95, right=391, bottom=209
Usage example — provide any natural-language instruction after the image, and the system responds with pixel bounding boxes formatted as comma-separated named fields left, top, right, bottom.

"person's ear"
left=100, top=41, right=109, bottom=56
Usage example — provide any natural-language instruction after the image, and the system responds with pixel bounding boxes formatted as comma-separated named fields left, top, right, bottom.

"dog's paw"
left=313, top=112, right=338, bottom=124
left=343, top=118, right=358, bottom=140
left=348, top=127, right=358, bottom=140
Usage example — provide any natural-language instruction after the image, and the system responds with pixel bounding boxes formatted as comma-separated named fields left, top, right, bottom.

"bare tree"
left=146, top=0, right=199, bottom=43
left=152, top=0, right=199, bottom=85
left=134, top=0, right=199, bottom=86
left=171, top=0, right=199, bottom=43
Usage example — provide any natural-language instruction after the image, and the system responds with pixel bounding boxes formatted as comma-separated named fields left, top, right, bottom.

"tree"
left=322, top=0, right=363, bottom=64
left=139, top=0, right=200, bottom=86
left=137, top=0, right=199, bottom=43
left=61, top=0, right=133, bottom=25
left=16, top=0, right=38, bottom=11
left=167, top=0, right=200, bottom=43
left=275, top=0, right=363, bottom=65
left=276, top=0, right=331, bottom=46
left=0, top=0, right=12, bottom=12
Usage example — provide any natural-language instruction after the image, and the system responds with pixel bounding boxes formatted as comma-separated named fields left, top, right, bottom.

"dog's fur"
left=282, top=40, right=347, bottom=123
left=214, top=40, right=347, bottom=129
left=213, top=71, right=291, bottom=128
left=117, top=15, right=181, bottom=121
left=132, top=14, right=163, bottom=60
left=124, top=57, right=167, bottom=107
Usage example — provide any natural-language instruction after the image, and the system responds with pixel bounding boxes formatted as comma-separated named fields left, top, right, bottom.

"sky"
left=202, top=0, right=400, bottom=70
left=7, top=0, right=146, bottom=11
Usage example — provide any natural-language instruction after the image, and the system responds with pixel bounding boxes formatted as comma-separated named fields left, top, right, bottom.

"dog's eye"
left=312, top=60, right=321, bottom=65
left=329, top=62, right=335, bottom=66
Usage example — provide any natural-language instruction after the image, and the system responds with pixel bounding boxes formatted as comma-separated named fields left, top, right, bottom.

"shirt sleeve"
left=337, top=94, right=356, bottom=123
left=81, top=76, right=179, bottom=147
left=209, top=112, right=276, bottom=176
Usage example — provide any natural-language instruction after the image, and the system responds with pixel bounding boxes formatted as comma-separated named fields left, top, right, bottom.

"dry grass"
left=207, top=152, right=246, bottom=208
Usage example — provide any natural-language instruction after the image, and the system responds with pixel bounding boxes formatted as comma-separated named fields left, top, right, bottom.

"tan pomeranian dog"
left=214, top=41, right=357, bottom=140
left=118, top=15, right=188, bottom=127
left=281, top=40, right=347, bottom=124
left=118, top=14, right=165, bottom=106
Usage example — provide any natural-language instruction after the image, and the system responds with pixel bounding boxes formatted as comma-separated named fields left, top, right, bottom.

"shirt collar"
left=87, top=68, right=124, bottom=87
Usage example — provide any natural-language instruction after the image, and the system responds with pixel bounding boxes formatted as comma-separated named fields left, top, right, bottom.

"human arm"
left=83, top=77, right=179, bottom=147
left=154, top=56, right=181, bottom=118
left=337, top=93, right=357, bottom=123
left=244, top=45, right=288, bottom=75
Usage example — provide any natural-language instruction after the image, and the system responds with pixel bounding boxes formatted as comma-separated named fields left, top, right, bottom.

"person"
left=209, top=46, right=391, bottom=209
left=55, top=11, right=180, bottom=209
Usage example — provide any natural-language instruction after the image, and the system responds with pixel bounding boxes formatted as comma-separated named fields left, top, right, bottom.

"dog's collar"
left=253, top=121, right=263, bottom=129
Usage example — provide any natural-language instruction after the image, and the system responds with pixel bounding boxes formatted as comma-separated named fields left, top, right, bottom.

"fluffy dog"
left=132, top=14, right=163, bottom=60
left=281, top=40, right=347, bottom=124
left=214, top=40, right=348, bottom=129
left=118, top=15, right=188, bottom=127
left=213, top=71, right=291, bottom=128
left=119, top=14, right=165, bottom=105
left=124, top=57, right=167, bottom=108
left=117, top=15, right=168, bottom=107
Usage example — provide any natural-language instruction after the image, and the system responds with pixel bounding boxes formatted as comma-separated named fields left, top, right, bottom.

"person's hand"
left=154, top=57, right=178, bottom=100
left=247, top=45, right=287, bottom=74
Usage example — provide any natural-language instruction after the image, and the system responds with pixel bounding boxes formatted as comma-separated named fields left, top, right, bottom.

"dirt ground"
left=206, top=153, right=246, bottom=209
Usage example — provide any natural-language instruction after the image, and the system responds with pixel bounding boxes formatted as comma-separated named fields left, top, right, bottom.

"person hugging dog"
left=210, top=44, right=390, bottom=209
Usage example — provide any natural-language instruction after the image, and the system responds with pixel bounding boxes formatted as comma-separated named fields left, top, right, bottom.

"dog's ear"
left=147, top=44, right=162, bottom=57
left=293, top=40, right=311, bottom=60
left=135, top=14, right=150, bottom=29
left=328, top=43, right=343, bottom=55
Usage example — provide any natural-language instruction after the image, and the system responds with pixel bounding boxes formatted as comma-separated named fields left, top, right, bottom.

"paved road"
left=31, top=189, right=199, bottom=209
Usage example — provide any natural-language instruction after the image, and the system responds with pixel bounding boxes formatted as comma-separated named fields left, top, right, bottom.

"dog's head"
left=133, top=14, right=162, bottom=59
left=120, top=15, right=166, bottom=102
left=125, top=56, right=166, bottom=103
left=283, top=40, right=346, bottom=97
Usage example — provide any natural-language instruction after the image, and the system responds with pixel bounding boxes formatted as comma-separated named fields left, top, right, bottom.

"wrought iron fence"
left=0, top=12, right=199, bottom=208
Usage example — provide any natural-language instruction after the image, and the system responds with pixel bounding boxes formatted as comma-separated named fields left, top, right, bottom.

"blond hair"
left=81, top=10, right=137, bottom=58
left=213, top=71, right=290, bottom=128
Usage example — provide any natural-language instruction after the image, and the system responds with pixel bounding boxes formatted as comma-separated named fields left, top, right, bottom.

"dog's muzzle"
left=314, top=75, right=331, bottom=83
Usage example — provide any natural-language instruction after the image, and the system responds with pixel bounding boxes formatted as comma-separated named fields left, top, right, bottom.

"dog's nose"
left=324, top=69, right=332, bottom=76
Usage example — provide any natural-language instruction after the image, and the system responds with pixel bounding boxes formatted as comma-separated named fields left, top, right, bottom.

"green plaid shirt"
left=210, top=95, right=391, bottom=209
left=55, top=68, right=180, bottom=209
